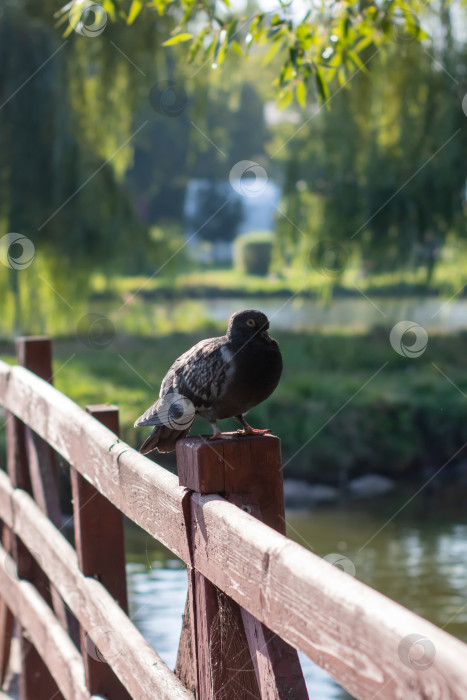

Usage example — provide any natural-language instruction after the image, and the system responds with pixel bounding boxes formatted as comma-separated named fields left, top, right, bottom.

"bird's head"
left=227, top=309, right=273, bottom=343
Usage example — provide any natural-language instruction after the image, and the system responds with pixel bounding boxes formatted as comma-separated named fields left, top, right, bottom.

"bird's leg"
left=235, top=415, right=271, bottom=435
left=208, top=421, right=223, bottom=441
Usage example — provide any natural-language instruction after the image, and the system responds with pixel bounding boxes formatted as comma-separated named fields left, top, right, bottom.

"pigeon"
left=134, top=309, right=282, bottom=454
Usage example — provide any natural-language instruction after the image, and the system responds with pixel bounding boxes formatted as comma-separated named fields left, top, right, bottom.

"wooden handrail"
left=0, top=470, right=193, bottom=700
left=0, top=543, right=90, bottom=700
left=1, top=355, right=467, bottom=698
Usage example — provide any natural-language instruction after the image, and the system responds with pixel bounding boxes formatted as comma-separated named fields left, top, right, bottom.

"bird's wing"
left=134, top=337, right=229, bottom=427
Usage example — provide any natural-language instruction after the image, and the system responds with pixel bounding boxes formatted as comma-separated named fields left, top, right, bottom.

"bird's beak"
left=261, top=330, right=272, bottom=343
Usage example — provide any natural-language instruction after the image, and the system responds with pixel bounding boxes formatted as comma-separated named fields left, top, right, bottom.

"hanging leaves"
left=58, top=0, right=434, bottom=107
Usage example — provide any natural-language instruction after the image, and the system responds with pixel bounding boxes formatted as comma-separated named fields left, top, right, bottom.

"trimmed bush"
left=234, top=231, right=274, bottom=276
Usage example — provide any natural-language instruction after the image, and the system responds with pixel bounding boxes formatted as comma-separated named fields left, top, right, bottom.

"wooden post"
left=4, top=337, right=67, bottom=699
left=71, top=404, right=131, bottom=700
left=176, top=434, right=309, bottom=700
left=16, top=338, right=73, bottom=631
left=0, top=522, right=14, bottom=684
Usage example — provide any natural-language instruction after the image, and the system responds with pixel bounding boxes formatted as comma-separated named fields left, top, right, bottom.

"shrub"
left=234, top=231, right=274, bottom=276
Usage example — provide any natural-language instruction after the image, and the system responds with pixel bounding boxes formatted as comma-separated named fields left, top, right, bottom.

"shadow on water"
left=124, top=487, right=467, bottom=698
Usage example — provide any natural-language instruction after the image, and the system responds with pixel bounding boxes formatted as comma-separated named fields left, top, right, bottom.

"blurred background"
left=0, top=0, right=467, bottom=696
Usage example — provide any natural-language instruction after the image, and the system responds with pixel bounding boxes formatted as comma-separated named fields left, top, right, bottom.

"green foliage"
left=234, top=231, right=274, bottom=276
left=6, top=327, right=463, bottom=482
left=274, top=29, right=467, bottom=280
left=58, top=0, right=448, bottom=106
left=186, top=182, right=243, bottom=243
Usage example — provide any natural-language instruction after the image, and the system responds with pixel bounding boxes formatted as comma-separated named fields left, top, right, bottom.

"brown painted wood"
left=0, top=362, right=191, bottom=564
left=0, top=474, right=193, bottom=700
left=228, top=496, right=309, bottom=700
left=72, top=404, right=130, bottom=699
left=175, top=594, right=197, bottom=694
left=241, top=610, right=309, bottom=700
left=3, top=361, right=467, bottom=698
left=194, top=572, right=260, bottom=700
left=15, top=338, right=70, bottom=635
left=178, top=437, right=307, bottom=700
left=176, top=435, right=285, bottom=531
left=0, top=524, right=14, bottom=684
left=176, top=438, right=226, bottom=493
left=5, top=386, right=60, bottom=700
left=0, top=543, right=89, bottom=700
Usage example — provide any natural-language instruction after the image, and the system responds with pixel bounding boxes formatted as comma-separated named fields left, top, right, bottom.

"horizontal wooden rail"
left=0, top=543, right=90, bottom=700
left=0, top=470, right=193, bottom=700
left=2, top=360, right=467, bottom=698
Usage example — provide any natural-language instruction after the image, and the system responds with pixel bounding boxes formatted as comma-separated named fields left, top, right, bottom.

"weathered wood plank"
left=2, top=362, right=467, bottom=699
left=0, top=478, right=193, bottom=700
left=0, top=524, right=13, bottom=685
left=0, top=543, right=90, bottom=700
left=194, top=573, right=260, bottom=700
left=175, top=594, right=197, bottom=694
left=189, top=492, right=467, bottom=699
left=16, top=337, right=60, bottom=524
left=4, top=375, right=64, bottom=700
left=16, top=338, right=71, bottom=636
left=178, top=436, right=307, bottom=700
left=0, top=362, right=190, bottom=563
left=72, top=404, right=130, bottom=699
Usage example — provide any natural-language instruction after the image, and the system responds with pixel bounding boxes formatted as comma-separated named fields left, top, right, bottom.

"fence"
left=0, top=336, right=466, bottom=699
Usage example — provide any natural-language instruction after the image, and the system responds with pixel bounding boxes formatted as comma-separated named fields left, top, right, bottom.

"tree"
left=58, top=0, right=448, bottom=107
left=272, top=22, right=467, bottom=282
left=186, top=181, right=243, bottom=244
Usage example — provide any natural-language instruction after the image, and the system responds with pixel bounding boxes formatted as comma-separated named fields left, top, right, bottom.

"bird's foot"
left=236, top=427, right=271, bottom=435
left=208, top=431, right=223, bottom=441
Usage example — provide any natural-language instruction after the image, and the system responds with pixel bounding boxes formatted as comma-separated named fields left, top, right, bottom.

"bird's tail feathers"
left=139, top=423, right=192, bottom=454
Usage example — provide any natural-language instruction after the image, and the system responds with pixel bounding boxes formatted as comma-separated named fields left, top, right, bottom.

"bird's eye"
left=246, top=319, right=256, bottom=327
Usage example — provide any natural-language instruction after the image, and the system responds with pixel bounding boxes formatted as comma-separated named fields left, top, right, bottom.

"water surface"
left=125, top=488, right=467, bottom=698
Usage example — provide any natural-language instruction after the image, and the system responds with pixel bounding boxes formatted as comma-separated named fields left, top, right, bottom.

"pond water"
left=200, top=296, right=467, bottom=332
left=125, top=487, right=467, bottom=699
left=112, top=295, right=467, bottom=336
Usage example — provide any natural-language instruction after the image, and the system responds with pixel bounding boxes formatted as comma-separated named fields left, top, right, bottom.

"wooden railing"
left=0, top=337, right=467, bottom=699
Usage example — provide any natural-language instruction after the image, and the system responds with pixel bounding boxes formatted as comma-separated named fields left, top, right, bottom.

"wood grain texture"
left=194, top=573, right=260, bottom=700
left=0, top=544, right=89, bottom=700
left=2, top=361, right=467, bottom=698
left=4, top=369, right=65, bottom=700
left=72, top=405, right=130, bottom=700
left=189, top=492, right=467, bottom=699
left=0, top=361, right=190, bottom=563
left=0, top=479, right=193, bottom=700
left=178, top=436, right=306, bottom=699
left=177, top=435, right=285, bottom=532
left=0, top=524, right=14, bottom=685
left=16, top=338, right=70, bottom=635
left=175, top=594, right=197, bottom=694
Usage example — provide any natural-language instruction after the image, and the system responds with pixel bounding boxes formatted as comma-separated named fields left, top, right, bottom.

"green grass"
left=3, top=327, right=465, bottom=483
left=90, top=246, right=467, bottom=302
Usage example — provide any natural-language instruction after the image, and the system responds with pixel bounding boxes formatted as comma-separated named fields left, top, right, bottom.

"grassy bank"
left=91, top=251, right=467, bottom=302
left=2, top=327, right=465, bottom=484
